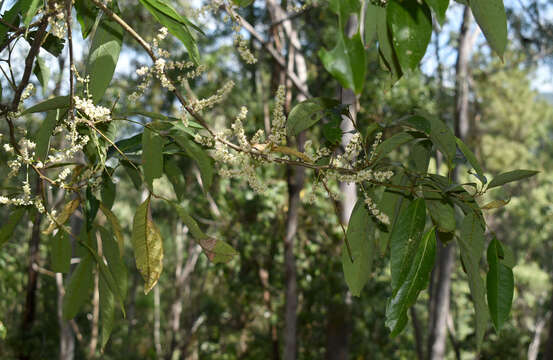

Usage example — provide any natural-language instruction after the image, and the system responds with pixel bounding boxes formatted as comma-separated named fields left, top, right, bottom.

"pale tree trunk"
left=266, top=1, right=309, bottom=359
left=325, top=15, right=359, bottom=360
left=428, top=7, right=474, bottom=360
left=88, top=233, right=102, bottom=358
left=528, top=315, right=547, bottom=360
left=57, top=273, right=75, bottom=360
left=545, top=294, right=553, bottom=359
left=154, top=285, right=162, bottom=357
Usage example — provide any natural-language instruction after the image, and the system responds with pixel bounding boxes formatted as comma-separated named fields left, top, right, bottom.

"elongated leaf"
left=173, top=203, right=237, bottom=263
left=389, top=198, right=426, bottom=290
left=470, top=0, right=507, bottom=57
left=164, top=158, right=186, bottom=201
left=87, top=9, right=123, bottom=102
left=43, top=199, right=80, bottom=235
left=407, top=139, right=432, bottom=173
left=456, top=137, right=486, bottom=184
left=75, top=0, right=98, bottom=38
left=101, top=172, right=116, bottom=209
left=0, top=208, right=26, bottom=248
left=376, top=5, right=403, bottom=82
left=63, top=254, right=94, bottom=320
left=173, top=134, right=213, bottom=190
left=99, top=276, right=115, bottom=350
left=99, top=226, right=127, bottom=300
left=423, top=188, right=455, bottom=233
left=319, top=32, right=367, bottom=94
left=286, top=98, right=340, bottom=137
left=21, top=95, right=70, bottom=115
left=51, top=230, right=72, bottom=273
left=386, top=227, right=436, bottom=336
left=459, top=213, right=488, bottom=348
left=142, top=128, right=164, bottom=190
left=33, top=56, right=50, bottom=96
left=487, top=238, right=514, bottom=332
left=121, top=160, right=142, bottom=189
left=342, top=200, right=376, bottom=296
left=34, top=109, right=64, bottom=161
left=364, top=3, right=379, bottom=48
left=100, top=203, right=125, bottom=256
left=138, top=0, right=199, bottom=63
left=378, top=173, right=411, bottom=255
left=425, top=0, right=449, bottom=25
left=131, top=196, right=163, bottom=294
left=22, top=0, right=41, bottom=28
left=373, top=132, right=416, bottom=162
left=387, top=0, right=432, bottom=72
left=487, top=170, right=538, bottom=189
left=329, top=0, right=361, bottom=26
left=0, top=3, right=21, bottom=45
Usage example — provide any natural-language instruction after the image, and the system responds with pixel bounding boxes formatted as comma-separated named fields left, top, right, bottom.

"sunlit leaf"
left=286, top=98, right=340, bottom=137
left=470, top=0, right=507, bottom=57
left=487, top=170, right=539, bottom=189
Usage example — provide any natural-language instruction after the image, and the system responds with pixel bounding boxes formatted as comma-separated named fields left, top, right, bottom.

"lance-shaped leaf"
left=23, top=0, right=41, bottom=28
left=470, top=0, right=507, bottom=58
left=425, top=0, right=449, bottom=25
left=21, top=95, right=70, bottom=115
left=373, top=132, right=416, bottom=162
left=286, top=98, right=340, bottom=137
left=43, top=199, right=80, bottom=235
left=423, top=187, right=456, bottom=233
left=319, top=32, right=367, bottom=94
left=459, top=213, right=488, bottom=348
left=386, top=227, right=436, bottom=336
left=100, top=203, right=125, bottom=258
left=456, top=137, right=487, bottom=184
left=34, top=109, right=65, bottom=161
left=63, top=254, right=94, bottom=320
left=387, top=0, right=432, bottom=72
left=51, top=230, right=71, bottom=273
left=487, top=170, right=539, bottom=189
left=99, top=276, right=115, bottom=350
left=87, top=7, right=123, bottom=102
left=138, top=0, right=200, bottom=63
left=342, top=200, right=376, bottom=297
left=378, top=173, right=411, bottom=256
left=487, top=238, right=514, bottom=332
left=389, top=198, right=426, bottom=290
left=376, top=5, right=402, bottom=82
left=33, top=56, right=49, bottom=96
left=173, top=203, right=237, bottom=263
left=131, top=196, right=163, bottom=294
left=173, top=134, right=213, bottom=190
left=99, top=226, right=127, bottom=300
left=0, top=207, right=26, bottom=248
left=142, top=128, right=164, bottom=190
left=75, top=0, right=98, bottom=38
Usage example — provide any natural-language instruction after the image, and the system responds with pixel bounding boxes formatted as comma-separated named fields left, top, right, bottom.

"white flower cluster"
left=48, top=2, right=67, bottom=38
left=369, top=131, right=383, bottom=162
left=364, top=194, right=390, bottom=225
left=335, top=168, right=394, bottom=184
left=234, top=33, right=257, bottom=64
left=74, top=96, right=111, bottom=122
left=190, top=80, right=235, bottom=112
left=231, top=107, right=250, bottom=150
left=268, top=85, right=287, bottom=145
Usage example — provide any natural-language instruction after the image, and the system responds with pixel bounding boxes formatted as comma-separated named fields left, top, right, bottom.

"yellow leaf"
left=43, top=199, right=80, bottom=235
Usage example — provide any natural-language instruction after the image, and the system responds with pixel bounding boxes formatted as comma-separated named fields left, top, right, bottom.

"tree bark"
left=428, top=7, right=474, bottom=360
left=528, top=315, right=546, bottom=360
left=545, top=295, right=553, bottom=360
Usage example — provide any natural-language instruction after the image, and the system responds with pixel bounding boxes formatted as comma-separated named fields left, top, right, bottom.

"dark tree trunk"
left=428, top=6, right=474, bottom=360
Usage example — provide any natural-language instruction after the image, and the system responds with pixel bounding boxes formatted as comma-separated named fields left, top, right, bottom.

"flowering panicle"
left=268, top=85, right=287, bottom=145
left=190, top=81, right=235, bottom=112
left=364, top=194, right=390, bottom=225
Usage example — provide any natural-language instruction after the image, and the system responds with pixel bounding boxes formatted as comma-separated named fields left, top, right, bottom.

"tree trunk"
left=57, top=273, right=75, bottom=360
left=428, top=7, right=474, bottom=360
left=544, top=295, right=553, bottom=360
left=528, top=315, right=546, bottom=360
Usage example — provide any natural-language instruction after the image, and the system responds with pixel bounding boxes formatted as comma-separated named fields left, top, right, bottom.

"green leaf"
left=21, top=95, right=70, bottom=115
left=164, top=158, right=186, bottom=201
left=470, top=0, right=507, bottom=57
left=386, top=227, right=436, bottom=336
left=0, top=208, right=26, bottom=248
left=232, top=0, right=254, bottom=6
left=87, top=9, right=123, bottom=102
left=138, top=0, right=200, bottom=63
left=387, top=0, right=432, bottom=72
left=329, top=0, right=361, bottom=26
left=456, top=137, right=486, bottom=184
left=100, top=203, right=125, bottom=256
left=173, top=134, right=213, bottom=190
left=75, top=0, right=98, bottom=38
left=101, top=171, right=116, bottom=209
left=286, top=98, right=340, bottom=137
left=364, top=3, right=379, bottom=48
left=407, top=139, right=432, bottom=173
left=51, top=230, right=72, bottom=273
left=319, top=32, right=367, bottom=94
left=99, top=226, right=127, bottom=300
left=121, top=160, right=142, bottom=189
left=487, top=170, right=539, bottom=189
left=378, top=172, right=411, bottom=255
left=23, top=0, right=40, bottom=28
left=85, top=187, right=100, bottom=231
left=342, top=200, right=376, bottom=296
left=33, top=56, right=49, bottom=96
left=0, top=3, right=21, bottom=45
left=459, top=213, right=488, bottom=348
left=425, top=0, right=449, bottom=25
left=99, top=276, right=115, bottom=350
left=373, top=132, right=416, bottom=162
left=486, top=238, right=514, bottom=332
left=389, top=198, right=426, bottom=290
left=173, top=203, right=237, bottom=263
left=376, top=6, right=403, bottom=82
left=423, top=188, right=455, bottom=233
left=142, top=128, right=164, bottom=190
left=63, top=254, right=94, bottom=320
left=131, top=196, right=163, bottom=294
left=26, top=31, right=66, bottom=56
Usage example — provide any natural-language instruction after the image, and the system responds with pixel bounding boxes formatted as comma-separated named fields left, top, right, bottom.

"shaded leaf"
left=51, top=230, right=72, bottom=273
left=63, top=254, right=94, bottom=320
left=486, top=238, right=514, bottom=332
left=75, top=0, right=98, bottom=38
left=99, top=276, right=115, bottom=350
left=425, top=0, right=449, bottom=25
left=131, top=196, right=163, bottom=294
left=342, top=200, right=376, bottom=296
left=173, top=134, right=213, bottom=190
left=286, top=97, right=340, bottom=137
left=142, top=128, right=164, bottom=190
left=487, top=170, right=538, bottom=189
left=43, top=199, right=80, bottom=235
left=21, top=95, right=70, bottom=115
left=33, top=56, right=49, bottom=96
left=0, top=207, right=26, bottom=248
left=100, top=203, right=125, bottom=256
left=456, top=137, right=486, bottom=184
left=373, top=132, right=416, bottom=162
